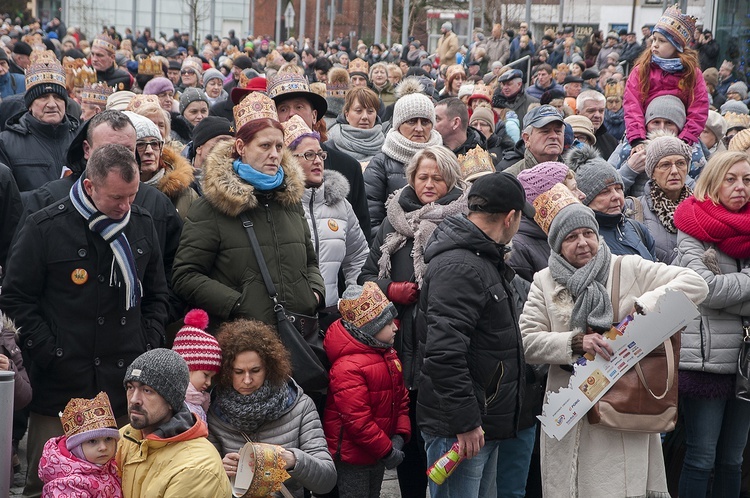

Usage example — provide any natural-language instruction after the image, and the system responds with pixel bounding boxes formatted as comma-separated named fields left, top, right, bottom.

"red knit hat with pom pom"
left=172, top=309, right=222, bottom=372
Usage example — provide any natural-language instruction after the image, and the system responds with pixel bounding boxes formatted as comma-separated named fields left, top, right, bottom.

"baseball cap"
left=498, top=69, right=523, bottom=83
left=523, top=104, right=564, bottom=129
left=468, top=172, right=535, bottom=218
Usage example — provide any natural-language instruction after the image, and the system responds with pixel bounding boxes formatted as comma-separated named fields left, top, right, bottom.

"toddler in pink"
left=39, top=391, right=122, bottom=498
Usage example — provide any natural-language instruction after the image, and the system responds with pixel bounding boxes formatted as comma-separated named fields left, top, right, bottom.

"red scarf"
left=674, top=196, right=750, bottom=259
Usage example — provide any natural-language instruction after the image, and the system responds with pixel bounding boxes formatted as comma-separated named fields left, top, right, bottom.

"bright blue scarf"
left=232, top=158, right=284, bottom=191
left=652, top=55, right=683, bottom=73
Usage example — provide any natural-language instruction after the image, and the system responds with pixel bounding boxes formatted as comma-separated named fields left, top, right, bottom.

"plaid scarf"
left=70, top=176, right=142, bottom=310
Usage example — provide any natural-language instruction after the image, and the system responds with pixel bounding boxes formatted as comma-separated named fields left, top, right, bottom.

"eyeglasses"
left=136, top=140, right=163, bottom=152
left=655, top=159, right=688, bottom=171
left=293, top=150, right=328, bottom=162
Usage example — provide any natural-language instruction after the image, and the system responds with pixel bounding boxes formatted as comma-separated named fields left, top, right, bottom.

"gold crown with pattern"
left=92, top=33, right=117, bottom=54
left=348, top=58, right=369, bottom=76
left=338, top=282, right=391, bottom=329
left=724, top=112, right=750, bottom=131
left=80, top=82, right=114, bottom=106
left=125, top=94, right=161, bottom=112
left=281, top=114, right=314, bottom=148
left=234, top=91, right=279, bottom=130
left=458, top=146, right=494, bottom=182
left=26, top=50, right=67, bottom=91
left=138, top=56, right=163, bottom=76
left=60, top=391, right=117, bottom=440
left=533, top=183, right=581, bottom=234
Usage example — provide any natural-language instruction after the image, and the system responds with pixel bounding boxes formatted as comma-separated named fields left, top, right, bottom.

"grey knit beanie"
left=338, top=283, right=398, bottom=337
left=645, top=135, right=692, bottom=178
left=728, top=81, right=749, bottom=101
left=392, top=92, right=436, bottom=130
left=548, top=203, right=600, bottom=253
left=202, top=68, right=224, bottom=87
left=124, top=349, right=189, bottom=412
left=720, top=99, right=749, bottom=116
left=573, top=146, right=623, bottom=206
left=645, top=95, right=686, bottom=131
left=180, top=87, right=209, bottom=115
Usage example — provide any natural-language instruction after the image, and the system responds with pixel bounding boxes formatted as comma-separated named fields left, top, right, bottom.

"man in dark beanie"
left=118, top=349, right=231, bottom=497
left=223, top=54, right=253, bottom=93
left=189, top=116, right=234, bottom=190
left=0, top=50, right=79, bottom=196
left=9, top=40, right=32, bottom=74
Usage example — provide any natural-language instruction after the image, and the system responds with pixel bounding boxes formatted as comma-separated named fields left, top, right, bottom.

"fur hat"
left=338, top=282, right=397, bottom=337
left=124, top=349, right=189, bottom=413
left=548, top=202, right=599, bottom=253
left=172, top=309, right=222, bottom=373
left=392, top=91, right=436, bottom=130
left=645, top=135, right=692, bottom=177
left=566, top=145, right=622, bottom=206
left=517, top=161, right=570, bottom=203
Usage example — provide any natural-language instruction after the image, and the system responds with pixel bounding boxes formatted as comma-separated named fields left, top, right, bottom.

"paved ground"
left=10, top=435, right=409, bottom=497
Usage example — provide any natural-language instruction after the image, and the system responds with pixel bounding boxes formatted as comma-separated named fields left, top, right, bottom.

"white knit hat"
left=123, top=111, right=163, bottom=141
left=392, top=92, right=436, bottom=130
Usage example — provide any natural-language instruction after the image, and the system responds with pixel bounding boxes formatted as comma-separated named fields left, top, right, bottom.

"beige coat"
left=520, top=253, right=708, bottom=497
left=437, top=31, right=459, bottom=67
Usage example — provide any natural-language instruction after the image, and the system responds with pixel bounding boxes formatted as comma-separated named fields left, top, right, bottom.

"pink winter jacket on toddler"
left=39, top=436, right=122, bottom=498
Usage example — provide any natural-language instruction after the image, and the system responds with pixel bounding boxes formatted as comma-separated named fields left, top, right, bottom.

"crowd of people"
left=1, top=3, right=750, bottom=498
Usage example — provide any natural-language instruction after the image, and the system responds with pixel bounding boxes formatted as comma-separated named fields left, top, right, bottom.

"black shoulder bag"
left=239, top=213, right=329, bottom=395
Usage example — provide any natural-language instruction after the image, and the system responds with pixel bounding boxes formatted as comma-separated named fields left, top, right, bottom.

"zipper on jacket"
left=309, top=190, right=320, bottom=256
left=334, top=423, right=344, bottom=462
left=484, top=362, right=505, bottom=414
left=699, top=318, right=706, bottom=370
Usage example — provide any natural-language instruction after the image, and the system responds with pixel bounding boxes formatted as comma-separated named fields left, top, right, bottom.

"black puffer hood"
left=424, top=214, right=506, bottom=266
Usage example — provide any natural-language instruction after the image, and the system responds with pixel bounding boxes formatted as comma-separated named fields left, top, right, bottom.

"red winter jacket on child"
left=322, top=319, right=411, bottom=465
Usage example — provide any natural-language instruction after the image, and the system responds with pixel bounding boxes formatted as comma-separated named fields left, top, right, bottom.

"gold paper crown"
left=723, top=112, right=750, bottom=131
left=338, top=282, right=391, bottom=329
left=348, top=58, right=369, bottom=76
left=26, top=50, right=66, bottom=91
left=533, top=183, right=581, bottom=234
left=138, top=56, right=163, bottom=76
left=63, top=58, right=97, bottom=92
left=604, top=80, right=624, bottom=98
left=238, top=71, right=253, bottom=89
left=267, top=72, right=311, bottom=100
left=655, top=4, right=697, bottom=49
left=282, top=114, right=314, bottom=148
left=125, top=94, right=160, bottom=112
left=60, top=392, right=117, bottom=440
left=234, top=91, right=279, bottom=130
left=326, top=83, right=349, bottom=99
left=233, top=443, right=291, bottom=498
left=92, top=33, right=117, bottom=54
left=458, top=146, right=494, bottom=182
left=80, top=82, right=114, bottom=106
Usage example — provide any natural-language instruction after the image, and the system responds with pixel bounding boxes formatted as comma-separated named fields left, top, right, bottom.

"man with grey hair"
left=576, top=90, right=618, bottom=159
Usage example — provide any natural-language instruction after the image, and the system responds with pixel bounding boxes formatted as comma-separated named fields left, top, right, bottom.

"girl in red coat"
left=323, top=282, right=411, bottom=498
left=623, top=4, right=708, bottom=149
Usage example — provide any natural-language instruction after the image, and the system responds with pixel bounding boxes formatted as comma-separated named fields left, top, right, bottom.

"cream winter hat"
left=392, top=92, right=436, bottom=130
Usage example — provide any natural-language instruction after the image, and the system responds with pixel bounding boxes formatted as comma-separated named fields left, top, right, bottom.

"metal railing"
left=0, top=370, right=15, bottom=497
left=503, top=55, right=533, bottom=86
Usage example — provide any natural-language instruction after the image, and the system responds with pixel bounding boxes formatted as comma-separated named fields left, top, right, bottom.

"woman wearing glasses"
left=125, top=111, right=198, bottom=220
left=283, top=115, right=369, bottom=328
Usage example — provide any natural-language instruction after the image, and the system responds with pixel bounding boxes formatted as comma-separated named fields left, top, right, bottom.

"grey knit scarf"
left=214, top=381, right=291, bottom=433
left=381, top=128, right=443, bottom=164
left=327, top=122, right=385, bottom=161
left=548, top=239, right=613, bottom=332
left=377, top=186, right=467, bottom=286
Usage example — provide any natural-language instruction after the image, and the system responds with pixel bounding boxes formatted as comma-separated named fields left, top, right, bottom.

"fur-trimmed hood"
left=156, top=145, right=195, bottom=199
left=318, top=169, right=350, bottom=206
left=201, top=139, right=305, bottom=217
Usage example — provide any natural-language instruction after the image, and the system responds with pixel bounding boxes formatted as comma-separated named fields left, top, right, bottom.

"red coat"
left=623, top=62, right=708, bottom=146
left=322, top=320, right=411, bottom=465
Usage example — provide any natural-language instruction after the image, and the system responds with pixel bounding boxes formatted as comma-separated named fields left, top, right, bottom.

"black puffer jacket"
left=363, top=152, right=407, bottom=237
left=507, top=215, right=551, bottom=283
left=451, top=126, right=487, bottom=156
left=416, top=214, right=524, bottom=440
left=0, top=111, right=79, bottom=195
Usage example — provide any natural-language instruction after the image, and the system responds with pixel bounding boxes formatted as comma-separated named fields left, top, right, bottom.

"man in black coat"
left=697, top=29, right=720, bottom=71
left=417, top=172, right=528, bottom=496
left=434, top=97, right=488, bottom=156
left=90, top=33, right=132, bottom=91
left=0, top=144, right=168, bottom=498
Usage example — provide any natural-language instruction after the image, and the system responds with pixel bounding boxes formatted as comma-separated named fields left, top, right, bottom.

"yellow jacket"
left=117, top=414, right=231, bottom=498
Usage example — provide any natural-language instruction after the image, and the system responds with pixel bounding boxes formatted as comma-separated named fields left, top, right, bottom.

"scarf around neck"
left=378, top=186, right=467, bottom=287
left=232, top=158, right=284, bottom=191
left=649, top=181, right=692, bottom=234
left=674, top=196, right=750, bottom=259
left=548, top=239, right=613, bottom=332
left=652, top=55, right=683, bottom=73
left=214, top=381, right=291, bottom=434
left=328, top=123, right=385, bottom=161
left=70, top=176, right=142, bottom=310
left=143, top=167, right=166, bottom=187
left=381, top=128, right=443, bottom=164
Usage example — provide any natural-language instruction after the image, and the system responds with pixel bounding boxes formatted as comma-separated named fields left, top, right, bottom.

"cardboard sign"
left=538, top=290, right=699, bottom=440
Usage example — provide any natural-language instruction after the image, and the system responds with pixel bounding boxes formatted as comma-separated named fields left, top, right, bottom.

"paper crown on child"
left=338, top=282, right=397, bottom=337
left=458, top=145, right=494, bottom=182
left=233, top=91, right=279, bottom=130
left=533, top=183, right=582, bottom=234
left=61, top=391, right=119, bottom=451
left=281, top=114, right=314, bottom=148
left=653, top=4, right=697, bottom=52
left=172, top=309, right=222, bottom=373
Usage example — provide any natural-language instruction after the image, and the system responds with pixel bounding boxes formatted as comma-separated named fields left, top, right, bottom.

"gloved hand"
left=387, top=282, right=419, bottom=305
left=383, top=447, right=405, bottom=469
left=390, top=435, right=405, bottom=452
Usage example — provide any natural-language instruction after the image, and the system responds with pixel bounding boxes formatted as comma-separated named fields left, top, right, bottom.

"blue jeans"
left=490, top=425, right=537, bottom=498
left=678, top=395, right=750, bottom=498
left=423, top=432, right=500, bottom=498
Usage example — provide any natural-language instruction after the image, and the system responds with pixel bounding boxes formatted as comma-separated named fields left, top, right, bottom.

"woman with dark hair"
left=208, top=319, right=336, bottom=497
left=172, top=92, right=325, bottom=330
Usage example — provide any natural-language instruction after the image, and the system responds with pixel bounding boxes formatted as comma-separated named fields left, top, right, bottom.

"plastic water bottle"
left=426, top=441, right=463, bottom=485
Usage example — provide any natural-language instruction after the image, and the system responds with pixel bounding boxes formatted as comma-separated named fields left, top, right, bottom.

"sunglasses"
left=294, top=150, right=328, bottom=162
left=181, top=70, right=196, bottom=75
left=136, top=140, right=163, bottom=152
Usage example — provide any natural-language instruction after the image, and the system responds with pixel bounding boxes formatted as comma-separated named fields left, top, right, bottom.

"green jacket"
left=172, top=140, right=325, bottom=327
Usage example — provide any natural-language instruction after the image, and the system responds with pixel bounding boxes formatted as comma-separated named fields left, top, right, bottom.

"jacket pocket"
left=484, top=361, right=505, bottom=414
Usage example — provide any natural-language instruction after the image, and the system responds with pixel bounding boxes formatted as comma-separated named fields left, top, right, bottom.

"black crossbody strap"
left=239, top=213, right=282, bottom=313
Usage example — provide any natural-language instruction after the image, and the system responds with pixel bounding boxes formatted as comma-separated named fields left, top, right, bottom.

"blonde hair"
left=693, top=151, right=750, bottom=204
left=405, top=145, right=462, bottom=192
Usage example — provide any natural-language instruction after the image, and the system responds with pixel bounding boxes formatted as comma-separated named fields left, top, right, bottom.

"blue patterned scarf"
left=70, top=177, right=142, bottom=310
left=652, top=55, right=683, bottom=73
left=232, top=158, right=284, bottom=191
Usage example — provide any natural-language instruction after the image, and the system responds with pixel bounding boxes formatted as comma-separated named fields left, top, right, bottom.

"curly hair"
left=215, top=319, right=292, bottom=388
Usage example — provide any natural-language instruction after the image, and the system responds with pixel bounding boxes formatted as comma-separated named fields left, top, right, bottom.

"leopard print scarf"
left=649, top=181, right=692, bottom=234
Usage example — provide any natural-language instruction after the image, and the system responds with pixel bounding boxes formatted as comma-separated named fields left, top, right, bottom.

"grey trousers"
left=336, top=461, right=386, bottom=498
